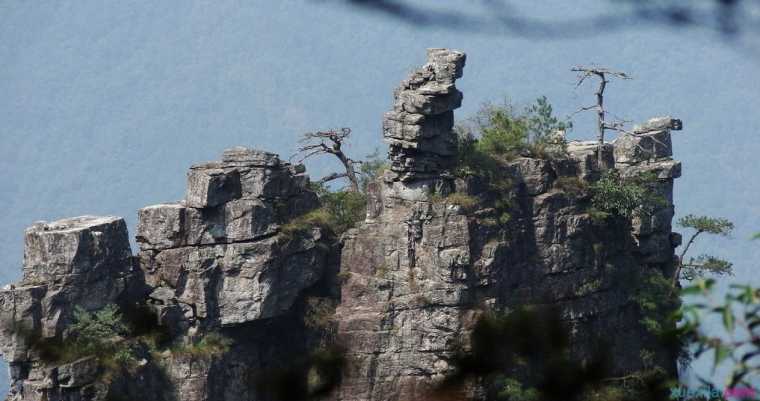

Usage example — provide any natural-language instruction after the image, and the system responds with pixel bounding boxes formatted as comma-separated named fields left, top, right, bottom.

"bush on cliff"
left=282, top=182, right=368, bottom=238
left=456, top=96, right=572, bottom=164
left=70, top=305, right=130, bottom=353
left=283, top=150, right=386, bottom=239
left=588, top=170, right=665, bottom=219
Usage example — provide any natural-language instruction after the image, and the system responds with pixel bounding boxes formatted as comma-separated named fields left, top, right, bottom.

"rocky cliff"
left=0, top=49, right=684, bottom=401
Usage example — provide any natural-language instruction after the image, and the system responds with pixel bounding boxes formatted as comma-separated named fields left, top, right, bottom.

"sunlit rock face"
left=333, top=50, right=682, bottom=401
left=0, top=49, right=682, bottom=401
left=1, top=216, right=136, bottom=400
left=0, top=147, right=333, bottom=401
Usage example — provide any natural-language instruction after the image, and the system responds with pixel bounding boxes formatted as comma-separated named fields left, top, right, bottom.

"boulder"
left=22, top=216, right=133, bottom=285
left=185, top=165, right=241, bottom=208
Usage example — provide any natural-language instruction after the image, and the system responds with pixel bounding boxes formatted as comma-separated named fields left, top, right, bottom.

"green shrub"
left=677, top=214, right=734, bottom=236
left=320, top=190, right=367, bottom=234
left=69, top=305, right=130, bottom=356
left=589, top=170, right=665, bottom=219
left=458, top=96, right=571, bottom=163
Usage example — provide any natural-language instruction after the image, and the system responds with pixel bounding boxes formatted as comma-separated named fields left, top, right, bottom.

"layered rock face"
left=0, top=149, right=333, bottom=401
left=0, top=216, right=136, bottom=400
left=1, top=49, right=684, bottom=401
left=334, top=52, right=684, bottom=400
left=134, top=148, right=333, bottom=401
left=137, top=147, right=323, bottom=330
left=384, top=48, right=465, bottom=182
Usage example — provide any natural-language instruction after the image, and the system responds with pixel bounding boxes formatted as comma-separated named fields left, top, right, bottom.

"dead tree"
left=293, top=128, right=361, bottom=192
left=572, top=66, right=631, bottom=167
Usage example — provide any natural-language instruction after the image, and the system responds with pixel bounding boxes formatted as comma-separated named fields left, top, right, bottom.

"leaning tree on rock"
left=293, top=128, right=362, bottom=192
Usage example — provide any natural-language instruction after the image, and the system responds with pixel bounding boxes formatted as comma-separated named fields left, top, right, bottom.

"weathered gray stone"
left=138, top=195, right=316, bottom=251
left=186, top=165, right=241, bottom=208
left=633, top=116, right=682, bottom=133
left=23, top=216, right=132, bottom=285
left=221, top=147, right=280, bottom=166
left=621, top=159, right=682, bottom=179
left=137, top=203, right=186, bottom=249
left=1, top=216, right=137, bottom=401
left=141, top=234, right=328, bottom=328
left=384, top=49, right=466, bottom=182
left=566, top=141, right=615, bottom=179
left=613, top=130, right=673, bottom=164
left=57, top=357, right=99, bottom=388
left=394, top=90, right=463, bottom=115
left=0, top=285, right=45, bottom=362
left=510, top=157, right=554, bottom=196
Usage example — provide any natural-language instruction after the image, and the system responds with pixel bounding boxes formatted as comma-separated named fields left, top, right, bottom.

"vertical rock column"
left=383, top=48, right=466, bottom=183
left=335, top=49, right=476, bottom=401
left=614, top=116, right=684, bottom=268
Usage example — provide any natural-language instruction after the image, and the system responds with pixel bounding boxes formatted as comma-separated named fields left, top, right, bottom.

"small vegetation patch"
left=282, top=183, right=368, bottom=240
left=281, top=208, right=333, bottom=239
left=589, top=170, right=665, bottom=219
left=553, top=176, right=589, bottom=198
left=359, top=148, right=389, bottom=192
left=430, top=192, right=479, bottom=211
left=171, top=332, right=231, bottom=360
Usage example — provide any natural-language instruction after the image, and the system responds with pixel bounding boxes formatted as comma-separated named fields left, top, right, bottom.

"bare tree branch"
left=292, top=128, right=362, bottom=192
left=318, top=172, right=350, bottom=184
left=572, top=66, right=632, bottom=168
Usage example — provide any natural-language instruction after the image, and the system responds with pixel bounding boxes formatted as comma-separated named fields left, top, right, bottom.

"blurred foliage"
left=304, top=296, right=338, bottom=331
left=250, top=344, right=346, bottom=400
left=678, top=279, right=760, bottom=387
left=326, top=0, right=758, bottom=40
left=633, top=270, right=682, bottom=336
left=437, top=307, right=675, bottom=401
